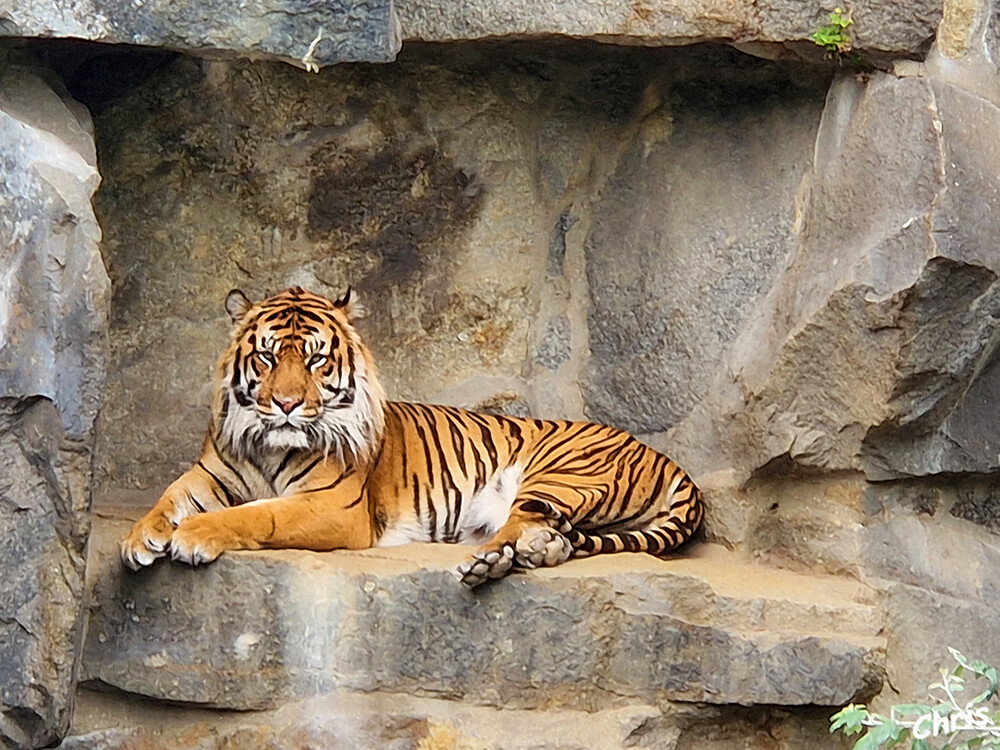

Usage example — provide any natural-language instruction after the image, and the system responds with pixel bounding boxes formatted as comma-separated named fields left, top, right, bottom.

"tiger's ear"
left=333, top=286, right=365, bottom=320
left=225, top=289, right=253, bottom=323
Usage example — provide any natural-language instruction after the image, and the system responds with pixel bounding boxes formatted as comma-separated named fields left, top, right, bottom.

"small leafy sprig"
left=830, top=648, right=1000, bottom=749
left=811, top=7, right=854, bottom=54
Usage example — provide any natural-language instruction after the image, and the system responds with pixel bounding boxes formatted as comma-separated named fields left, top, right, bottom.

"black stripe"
left=294, top=307, right=325, bottom=323
left=612, top=460, right=670, bottom=529
left=197, top=461, right=239, bottom=507
left=302, top=469, right=354, bottom=494
left=286, top=455, right=324, bottom=487
left=185, top=489, right=206, bottom=513
left=466, top=412, right=499, bottom=468
left=412, top=411, right=440, bottom=541
left=524, top=490, right=574, bottom=513
left=209, top=437, right=253, bottom=495
left=271, top=450, right=298, bottom=484
left=412, top=474, right=422, bottom=524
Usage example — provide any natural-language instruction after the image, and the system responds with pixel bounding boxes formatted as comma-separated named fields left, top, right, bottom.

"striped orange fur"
left=121, top=287, right=702, bottom=586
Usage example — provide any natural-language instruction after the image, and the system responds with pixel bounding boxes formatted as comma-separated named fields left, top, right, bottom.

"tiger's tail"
left=519, top=485, right=703, bottom=559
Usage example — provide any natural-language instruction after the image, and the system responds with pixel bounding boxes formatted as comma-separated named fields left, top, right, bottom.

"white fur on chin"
left=264, top=429, right=310, bottom=450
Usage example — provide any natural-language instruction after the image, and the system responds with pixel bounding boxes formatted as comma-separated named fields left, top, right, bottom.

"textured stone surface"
left=82, top=511, right=883, bottom=711
left=0, top=0, right=945, bottom=63
left=0, top=0, right=400, bottom=68
left=668, top=71, right=1000, bottom=484
left=85, top=44, right=837, bottom=498
left=397, top=0, right=940, bottom=59
left=881, top=583, right=1000, bottom=704
left=89, top=50, right=539, bottom=494
left=583, top=62, right=827, bottom=433
left=60, top=687, right=851, bottom=750
left=27, top=18, right=1000, bottom=745
left=0, top=69, right=108, bottom=749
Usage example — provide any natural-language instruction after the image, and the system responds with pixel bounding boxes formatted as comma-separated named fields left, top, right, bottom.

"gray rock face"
left=0, top=70, right=108, bottom=749
left=583, top=68, right=827, bottom=433
left=1, top=0, right=400, bottom=68
left=397, top=0, right=940, bottom=59
left=669, top=71, right=1000, bottom=483
left=82, top=514, right=883, bottom=712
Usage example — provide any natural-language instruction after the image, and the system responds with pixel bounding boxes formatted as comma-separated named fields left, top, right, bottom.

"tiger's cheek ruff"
left=312, top=352, right=385, bottom=464
left=218, top=362, right=269, bottom=458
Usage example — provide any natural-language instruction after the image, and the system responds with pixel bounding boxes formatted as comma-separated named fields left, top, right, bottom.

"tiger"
left=121, top=286, right=703, bottom=586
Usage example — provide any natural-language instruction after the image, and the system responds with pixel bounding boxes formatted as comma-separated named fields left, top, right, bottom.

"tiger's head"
left=213, top=286, right=385, bottom=464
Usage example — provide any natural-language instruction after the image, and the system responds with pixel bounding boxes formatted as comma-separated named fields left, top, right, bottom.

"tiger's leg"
left=456, top=497, right=573, bottom=588
left=169, top=479, right=371, bottom=565
left=121, top=466, right=230, bottom=570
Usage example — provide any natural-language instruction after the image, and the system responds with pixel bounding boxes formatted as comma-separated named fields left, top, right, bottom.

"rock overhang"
left=2, top=0, right=948, bottom=69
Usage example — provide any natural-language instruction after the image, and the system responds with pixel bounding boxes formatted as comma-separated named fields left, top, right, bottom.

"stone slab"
left=0, top=0, right=401, bottom=68
left=397, top=0, right=940, bottom=60
left=59, top=686, right=851, bottom=750
left=82, top=510, right=884, bottom=711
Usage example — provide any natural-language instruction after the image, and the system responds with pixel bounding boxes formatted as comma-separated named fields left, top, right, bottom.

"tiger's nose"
left=273, top=397, right=303, bottom=414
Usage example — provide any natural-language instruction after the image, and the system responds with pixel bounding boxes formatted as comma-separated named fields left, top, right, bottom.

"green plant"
left=830, top=649, right=1000, bottom=749
left=811, top=7, right=854, bottom=54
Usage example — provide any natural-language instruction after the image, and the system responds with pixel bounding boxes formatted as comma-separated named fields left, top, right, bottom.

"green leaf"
left=893, top=704, right=932, bottom=717
left=831, top=704, right=869, bottom=735
left=911, top=739, right=930, bottom=750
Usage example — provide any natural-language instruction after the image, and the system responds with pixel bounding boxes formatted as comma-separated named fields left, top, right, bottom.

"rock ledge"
left=83, top=510, right=884, bottom=712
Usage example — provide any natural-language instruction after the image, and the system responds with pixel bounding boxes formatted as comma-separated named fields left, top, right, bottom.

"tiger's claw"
left=120, top=513, right=175, bottom=571
left=455, top=544, right=515, bottom=587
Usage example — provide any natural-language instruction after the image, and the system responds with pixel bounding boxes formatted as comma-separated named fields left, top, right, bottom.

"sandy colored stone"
left=937, top=0, right=983, bottom=58
left=82, top=510, right=883, bottom=711
left=61, top=686, right=852, bottom=750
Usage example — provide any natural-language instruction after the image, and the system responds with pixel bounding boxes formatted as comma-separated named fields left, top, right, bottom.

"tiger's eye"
left=257, top=350, right=276, bottom=367
left=307, top=354, right=327, bottom=369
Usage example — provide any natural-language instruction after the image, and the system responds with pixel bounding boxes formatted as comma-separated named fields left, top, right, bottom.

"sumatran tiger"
left=121, top=287, right=702, bottom=586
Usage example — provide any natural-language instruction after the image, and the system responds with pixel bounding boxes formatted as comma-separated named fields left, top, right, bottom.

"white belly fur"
left=377, top=465, right=523, bottom=547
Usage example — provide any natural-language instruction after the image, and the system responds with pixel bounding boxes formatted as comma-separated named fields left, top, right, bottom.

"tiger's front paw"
left=121, top=513, right=175, bottom=571
left=170, top=514, right=236, bottom=566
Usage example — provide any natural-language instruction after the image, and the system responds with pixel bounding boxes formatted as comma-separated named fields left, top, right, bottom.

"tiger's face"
left=215, top=286, right=385, bottom=462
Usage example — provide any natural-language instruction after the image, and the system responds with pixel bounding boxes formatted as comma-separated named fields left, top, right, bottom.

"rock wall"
left=3, top=0, right=1000, bottom=747
left=88, top=44, right=834, bottom=500
left=0, top=68, right=108, bottom=748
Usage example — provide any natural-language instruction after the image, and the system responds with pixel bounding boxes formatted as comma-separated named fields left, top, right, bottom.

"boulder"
left=669, top=71, right=1000, bottom=483
left=0, top=69, right=108, bottom=748
left=583, top=62, right=828, bottom=433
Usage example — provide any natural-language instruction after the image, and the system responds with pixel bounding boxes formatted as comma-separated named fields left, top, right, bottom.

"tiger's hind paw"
left=514, top=526, right=572, bottom=569
left=455, top=544, right=515, bottom=587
